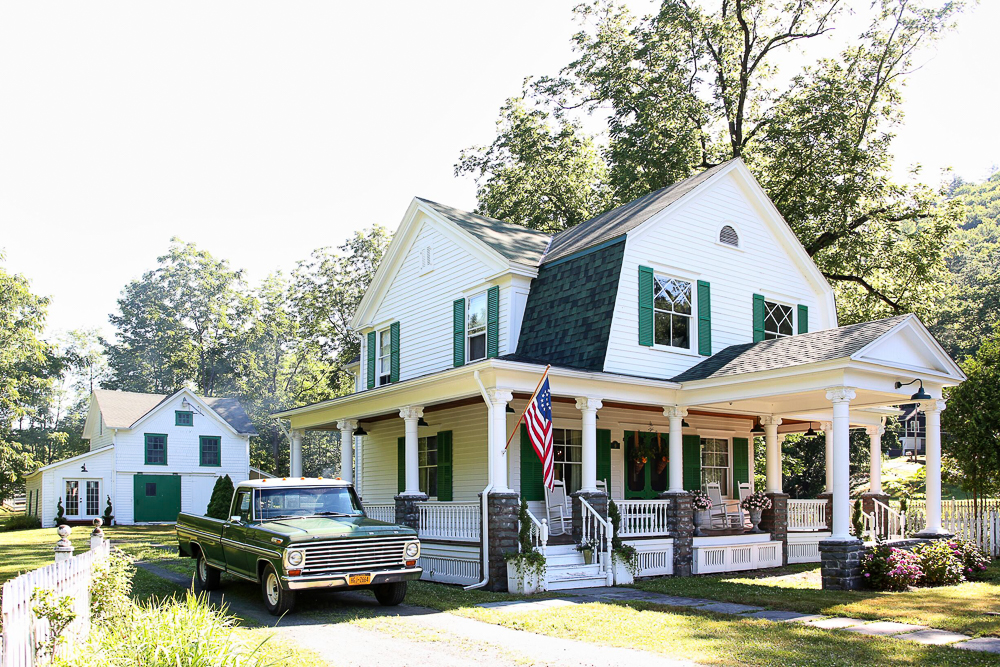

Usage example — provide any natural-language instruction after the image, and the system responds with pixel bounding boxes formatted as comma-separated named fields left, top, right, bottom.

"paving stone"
left=476, top=599, right=578, bottom=612
left=953, top=637, right=1000, bottom=653
left=746, top=610, right=826, bottom=623
left=895, top=629, right=971, bottom=645
left=844, top=621, right=928, bottom=636
left=697, top=602, right=765, bottom=615
left=804, top=617, right=865, bottom=629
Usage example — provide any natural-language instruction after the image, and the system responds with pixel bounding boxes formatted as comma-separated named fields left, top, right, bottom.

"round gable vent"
left=719, top=225, right=739, bottom=247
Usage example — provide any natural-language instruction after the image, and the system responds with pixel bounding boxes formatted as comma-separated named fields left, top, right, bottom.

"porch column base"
left=571, top=490, right=608, bottom=545
left=819, top=538, right=864, bottom=590
left=816, top=493, right=834, bottom=532
left=393, top=493, right=428, bottom=531
left=760, top=493, right=789, bottom=565
left=911, top=529, right=954, bottom=540
left=659, top=490, right=694, bottom=577
left=482, top=490, right=520, bottom=592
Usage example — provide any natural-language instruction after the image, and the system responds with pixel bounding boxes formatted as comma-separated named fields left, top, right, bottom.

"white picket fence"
left=904, top=500, right=1000, bottom=557
left=2, top=540, right=110, bottom=666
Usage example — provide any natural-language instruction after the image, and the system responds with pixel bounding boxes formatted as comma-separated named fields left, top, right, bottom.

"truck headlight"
left=404, top=542, right=419, bottom=559
left=286, top=549, right=304, bottom=567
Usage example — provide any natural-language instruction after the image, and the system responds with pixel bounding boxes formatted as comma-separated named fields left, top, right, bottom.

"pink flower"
left=865, top=573, right=870, bottom=577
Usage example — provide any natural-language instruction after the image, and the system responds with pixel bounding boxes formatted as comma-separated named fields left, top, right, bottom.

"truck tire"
left=261, top=563, right=296, bottom=616
left=195, top=551, right=221, bottom=591
left=374, top=581, right=407, bottom=606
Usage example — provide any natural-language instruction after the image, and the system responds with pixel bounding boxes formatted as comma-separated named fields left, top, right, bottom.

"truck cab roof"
left=236, top=477, right=353, bottom=489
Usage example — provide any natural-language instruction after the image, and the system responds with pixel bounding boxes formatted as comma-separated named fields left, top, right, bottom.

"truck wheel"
left=195, top=552, right=221, bottom=591
left=373, top=581, right=407, bottom=606
left=261, top=563, right=296, bottom=616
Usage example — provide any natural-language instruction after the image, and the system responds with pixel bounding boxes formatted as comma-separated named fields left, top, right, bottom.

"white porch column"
left=337, top=420, right=357, bottom=484
left=827, top=388, right=857, bottom=540
left=922, top=400, right=946, bottom=534
left=576, top=397, right=603, bottom=492
left=487, top=389, right=514, bottom=492
left=866, top=423, right=884, bottom=495
left=290, top=429, right=304, bottom=477
left=821, top=421, right=833, bottom=493
left=761, top=416, right=782, bottom=493
left=399, top=406, right=424, bottom=496
left=663, top=406, right=688, bottom=492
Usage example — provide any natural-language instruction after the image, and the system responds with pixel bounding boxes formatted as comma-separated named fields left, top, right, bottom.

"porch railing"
left=870, top=498, right=905, bottom=541
left=418, top=502, right=480, bottom=542
left=523, top=507, right=548, bottom=557
left=787, top=499, right=828, bottom=531
left=580, top=497, right=614, bottom=586
left=364, top=503, right=395, bottom=524
left=616, top=499, right=671, bottom=537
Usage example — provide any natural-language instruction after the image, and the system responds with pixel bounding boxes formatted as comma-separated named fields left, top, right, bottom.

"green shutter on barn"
left=797, top=304, right=809, bottom=334
left=733, top=437, right=750, bottom=488
left=682, top=434, right=702, bottom=491
left=520, top=425, right=543, bottom=501
left=487, top=285, right=500, bottom=358
left=397, top=437, right=405, bottom=494
left=389, top=321, right=400, bottom=383
left=597, top=429, right=611, bottom=489
left=367, top=331, right=377, bottom=389
left=638, top=265, right=655, bottom=346
left=697, top=280, right=712, bottom=356
left=752, top=293, right=766, bottom=342
left=453, top=298, right=465, bottom=367
left=436, top=431, right=453, bottom=501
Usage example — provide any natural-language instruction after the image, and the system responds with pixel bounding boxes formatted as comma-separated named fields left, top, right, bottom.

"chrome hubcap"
left=266, top=573, right=280, bottom=606
left=198, top=557, right=207, bottom=581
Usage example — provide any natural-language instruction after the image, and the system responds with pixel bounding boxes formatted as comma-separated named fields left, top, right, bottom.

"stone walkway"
left=477, top=586, right=1000, bottom=654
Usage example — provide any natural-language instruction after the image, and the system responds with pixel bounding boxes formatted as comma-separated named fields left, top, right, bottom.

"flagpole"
left=503, top=364, right=551, bottom=453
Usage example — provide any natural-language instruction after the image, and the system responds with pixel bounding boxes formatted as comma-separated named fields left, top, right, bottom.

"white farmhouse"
left=26, top=388, right=255, bottom=527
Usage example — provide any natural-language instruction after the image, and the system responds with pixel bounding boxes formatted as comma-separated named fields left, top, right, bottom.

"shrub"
left=4, top=513, right=41, bottom=531
left=914, top=539, right=964, bottom=586
left=54, top=498, right=69, bottom=527
left=851, top=498, right=865, bottom=538
left=90, top=549, right=135, bottom=623
left=860, top=543, right=922, bottom=591
left=102, top=496, right=114, bottom=526
left=206, top=475, right=235, bottom=520
left=948, top=539, right=990, bottom=580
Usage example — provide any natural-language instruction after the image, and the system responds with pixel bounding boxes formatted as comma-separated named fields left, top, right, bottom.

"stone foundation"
left=483, top=490, right=519, bottom=592
left=570, top=490, right=609, bottom=545
left=760, top=493, right=789, bottom=565
left=819, top=538, right=864, bottom=590
left=659, top=490, right=694, bottom=577
left=393, top=493, right=428, bottom=530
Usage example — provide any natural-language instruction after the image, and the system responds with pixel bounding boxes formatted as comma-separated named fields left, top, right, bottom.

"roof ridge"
left=415, top=197, right=552, bottom=237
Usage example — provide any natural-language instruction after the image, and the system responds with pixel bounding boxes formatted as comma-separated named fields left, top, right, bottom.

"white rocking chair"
left=730, top=482, right=753, bottom=530
left=705, top=482, right=738, bottom=530
left=545, top=479, right=571, bottom=536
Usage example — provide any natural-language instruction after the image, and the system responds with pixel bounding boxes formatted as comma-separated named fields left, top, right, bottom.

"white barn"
left=26, top=388, right=255, bottom=527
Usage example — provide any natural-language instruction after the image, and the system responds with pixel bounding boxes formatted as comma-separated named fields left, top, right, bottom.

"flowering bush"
left=691, top=490, right=712, bottom=510
left=948, top=539, right=990, bottom=580
left=914, top=540, right=964, bottom=586
left=740, top=491, right=772, bottom=512
left=860, top=543, right=922, bottom=591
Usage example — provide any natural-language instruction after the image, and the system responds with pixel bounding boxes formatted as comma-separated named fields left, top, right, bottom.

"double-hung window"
left=65, top=481, right=80, bottom=516
left=145, top=433, right=167, bottom=465
left=763, top=301, right=793, bottom=339
left=200, top=436, right=221, bottom=467
left=552, top=429, right=583, bottom=494
left=377, top=328, right=392, bottom=386
left=86, top=481, right=100, bottom=515
left=653, top=275, right=692, bottom=349
left=701, top=437, right=730, bottom=494
left=467, top=292, right=487, bottom=362
left=418, top=435, right=438, bottom=497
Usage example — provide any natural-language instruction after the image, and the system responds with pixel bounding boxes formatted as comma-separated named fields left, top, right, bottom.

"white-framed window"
left=701, top=437, right=730, bottom=495
left=719, top=225, right=739, bottom=247
left=377, top=328, right=391, bottom=386
left=764, top=300, right=794, bottom=339
left=654, top=274, right=693, bottom=349
left=467, top=292, right=487, bottom=362
left=418, top=435, right=438, bottom=497
left=552, top=428, right=583, bottom=494
left=86, top=481, right=100, bottom=515
left=65, top=481, right=80, bottom=516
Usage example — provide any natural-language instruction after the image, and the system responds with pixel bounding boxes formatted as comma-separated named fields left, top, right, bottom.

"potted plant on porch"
left=505, top=500, right=547, bottom=594
left=608, top=499, right=640, bottom=585
left=691, top=490, right=713, bottom=535
left=740, top=491, right=772, bottom=533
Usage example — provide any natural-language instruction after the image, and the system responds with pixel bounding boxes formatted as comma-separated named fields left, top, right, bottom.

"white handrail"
left=523, top=507, right=549, bottom=557
left=871, top=498, right=905, bottom=540
left=580, top=497, right=614, bottom=586
left=616, top=499, right=671, bottom=537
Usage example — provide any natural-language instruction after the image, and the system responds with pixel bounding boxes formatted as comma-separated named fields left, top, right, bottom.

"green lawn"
left=632, top=562, right=1000, bottom=637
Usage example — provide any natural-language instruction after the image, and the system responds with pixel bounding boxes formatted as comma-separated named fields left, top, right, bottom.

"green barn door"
left=133, top=474, right=181, bottom=522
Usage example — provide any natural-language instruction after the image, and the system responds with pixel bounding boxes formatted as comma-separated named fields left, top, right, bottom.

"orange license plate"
left=348, top=573, right=372, bottom=586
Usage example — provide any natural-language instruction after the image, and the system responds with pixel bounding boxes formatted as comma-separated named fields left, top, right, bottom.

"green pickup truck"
left=176, top=478, right=421, bottom=615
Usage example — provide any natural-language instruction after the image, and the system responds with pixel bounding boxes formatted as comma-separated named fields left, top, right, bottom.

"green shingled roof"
left=417, top=198, right=551, bottom=265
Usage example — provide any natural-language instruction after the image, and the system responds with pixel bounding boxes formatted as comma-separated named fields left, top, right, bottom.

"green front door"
left=624, top=431, right=669, bottom=500
left=133, top=474, right=181, bottom=522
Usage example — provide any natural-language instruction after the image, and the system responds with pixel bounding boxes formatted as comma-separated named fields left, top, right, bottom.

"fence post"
left=90, top=518, right=105, bottom=551
left=54, top=525, right=73, bottom=563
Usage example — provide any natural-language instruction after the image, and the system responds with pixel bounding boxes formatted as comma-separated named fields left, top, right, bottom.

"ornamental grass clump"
left=860, top=543, right=922, bottom=591
left=914, top=539, right=965, bottom=586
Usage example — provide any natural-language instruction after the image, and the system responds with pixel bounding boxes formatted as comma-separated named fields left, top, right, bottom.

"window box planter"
left=506, top=560, right=546, bottom=594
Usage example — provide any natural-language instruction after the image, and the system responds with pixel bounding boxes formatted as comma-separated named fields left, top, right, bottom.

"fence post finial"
left=54, top=525, right=73, bottom=562
left=90, top=518, right=105, bottom=551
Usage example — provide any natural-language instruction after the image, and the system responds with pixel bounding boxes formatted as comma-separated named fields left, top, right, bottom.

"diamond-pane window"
left=764, top=301, right=793, bottom=339
left=653, top=276, right=692, bottom=348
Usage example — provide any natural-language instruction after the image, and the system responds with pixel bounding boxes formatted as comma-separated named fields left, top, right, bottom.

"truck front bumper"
left=283, top=567, right=422, bottom=591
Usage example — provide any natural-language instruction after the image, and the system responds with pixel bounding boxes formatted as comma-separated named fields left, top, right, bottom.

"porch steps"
left=545, top=544, right=609, bottom=590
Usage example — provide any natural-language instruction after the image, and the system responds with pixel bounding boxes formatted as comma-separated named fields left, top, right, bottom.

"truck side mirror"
left=229, top=515, right=242, bottom=523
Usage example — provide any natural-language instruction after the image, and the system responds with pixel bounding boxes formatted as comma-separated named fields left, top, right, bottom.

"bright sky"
left=1, top=1, right=997, bottom=338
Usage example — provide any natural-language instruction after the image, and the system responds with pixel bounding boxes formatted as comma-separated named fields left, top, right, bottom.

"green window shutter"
left=733, top=437, right=750, bottom=487
left=436, top=431, right=453, bottom=501
left=397, top=437, right=406, bottom=494
left=697, top=280, right=712, bottom=356
left=390, top=321, right=400, bottom=383
left=638, top=266, right=654, bottom=346
left=682, top=434, right=701, bottom=491
left=519, top=425, right=543, bottom=501
left=797, top=304, right=809, bottom=334
left=597, top=429, right=611, bottom=489
left=752, top=293, right=766, bottom=342
left=487, top=285, right=500, bottom=358
left=367, top=331, right=376, bottom=389
left=453, top=298, right=465, bottom=367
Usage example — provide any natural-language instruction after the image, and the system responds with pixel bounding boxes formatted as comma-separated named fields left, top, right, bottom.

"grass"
left=632, top=561, right=1000, bottom=637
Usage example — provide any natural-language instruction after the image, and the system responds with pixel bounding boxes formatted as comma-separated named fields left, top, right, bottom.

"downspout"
left=465, top=370, right=494, bottom=590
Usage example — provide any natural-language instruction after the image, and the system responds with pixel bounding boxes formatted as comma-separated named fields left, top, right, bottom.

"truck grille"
left=299, top=536, right=411, bottom=575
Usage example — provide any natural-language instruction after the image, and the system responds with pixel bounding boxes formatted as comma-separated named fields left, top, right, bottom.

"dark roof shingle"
left=417, top=198, right=551, bottom=265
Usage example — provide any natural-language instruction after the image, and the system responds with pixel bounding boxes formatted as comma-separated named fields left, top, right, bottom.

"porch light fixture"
left=750, top=418, right=765, bottom=435
left=417, top=417, right=429, bottom=427
left=506, top=404, right=515, bottom=414
left=81, top=464, right=88, bottom=472
left=682, top=419, right=690, bottom=428
left=895, top=378, right=932, bottom=401
left=804, top=422, right=817, bottom=437
left=353, top=425, right=368, bottom=437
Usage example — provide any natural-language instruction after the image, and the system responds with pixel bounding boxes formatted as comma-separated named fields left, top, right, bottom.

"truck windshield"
left=256, top=486, right=364, bottom=521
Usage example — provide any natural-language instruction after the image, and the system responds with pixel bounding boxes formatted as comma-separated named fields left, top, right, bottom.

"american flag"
left=524, top=377, right=554, bottom=490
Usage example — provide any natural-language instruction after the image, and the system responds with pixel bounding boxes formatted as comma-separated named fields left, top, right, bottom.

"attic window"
left=719, top=225, right=739, bottom=247
left=419, top=246, right=433, bottom=273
